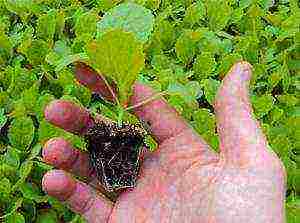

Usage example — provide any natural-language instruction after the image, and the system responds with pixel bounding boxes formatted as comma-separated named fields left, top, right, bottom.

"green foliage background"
left=0, top=0, right=299, bottom=222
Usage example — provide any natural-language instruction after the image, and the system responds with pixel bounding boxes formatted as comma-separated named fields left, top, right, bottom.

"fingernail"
left=43, top=138, right=78, bottom=169
left=42, top=170, right=76, bottom=201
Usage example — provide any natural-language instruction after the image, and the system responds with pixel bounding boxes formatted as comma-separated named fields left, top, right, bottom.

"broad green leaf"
left=201, top=78, right=221, bottom=105
left=167, top=81, right=202, bottom=108
left=277, top=94, right=299, bottom=107
left=36, top=10, right=56, bottom=42
left=269, top=106, right=284, bottom=124
left=144, top=0, right=161, bottom=10
left=183, top=2, right=205, bottom=27
left=20, top=182, right=47, bottom=203
left=8, top=116, right=34, bottom=151
left=251, top=94, right=275, bottom=118
left=97, top=3, right=154, bottom=43
left=217, top=53, right=243, bottom=77
left=292, top=170, right=300, bottom=193
left=268, top=70, right=283, bottom=88
left=75, top=11, right=98, bottom=42
left=239, top=0, right=252, bottom=9
left=151, top=19, right=177, bottom=51
left=38, top=120, right=86, bottom=150
left=20, top=83, right=39, bottom=114
left=3, top=0, right=32, bottom=19
left=18, top=39, right=49, bottom=65
left=167, top=95, right=194, bottom=120
left=193, top=52, right=217, bottom=80
left=286, top=196, right=300, bottom=223
left=3, top=147, right=20, bottom=168
left=7, top=66, right=37, bottom=99
left=205, top=0, right=232, bottom=31
left=192, top=108, right=216, bottom=134
left=175, top=30, right=198, bottom=65
left=86, top=30, right=145, bottom=104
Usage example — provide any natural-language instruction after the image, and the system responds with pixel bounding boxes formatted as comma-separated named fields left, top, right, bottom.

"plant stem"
left=125, top=91, right=168, bottom=111
left=96, top=71, right=125, bottom=126
left=98, top=72, right=120, bottom=107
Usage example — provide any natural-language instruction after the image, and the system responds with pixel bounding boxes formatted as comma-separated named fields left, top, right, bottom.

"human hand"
left=42, top=61, right=286, bottom=223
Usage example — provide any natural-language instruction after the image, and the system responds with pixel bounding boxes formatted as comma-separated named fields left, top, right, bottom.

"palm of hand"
left=42, top=62, right=285, bottom=223
left=112, top=131, right=284, bottom=223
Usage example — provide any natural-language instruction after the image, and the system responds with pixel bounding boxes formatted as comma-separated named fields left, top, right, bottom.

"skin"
left=42, top=61, right=286, bottom=223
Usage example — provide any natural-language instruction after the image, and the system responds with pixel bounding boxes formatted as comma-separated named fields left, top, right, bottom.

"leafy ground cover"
left=0, top=0, right=299, bottom=222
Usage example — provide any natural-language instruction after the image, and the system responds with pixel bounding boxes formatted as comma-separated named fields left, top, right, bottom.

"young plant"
left=82, top=29, right=157, bottom=192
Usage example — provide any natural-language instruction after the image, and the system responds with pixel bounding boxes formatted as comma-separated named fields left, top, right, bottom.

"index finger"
left=44, top=100, right=94, bottom=135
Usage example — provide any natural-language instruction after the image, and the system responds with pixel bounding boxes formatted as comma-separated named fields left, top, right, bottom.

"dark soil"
left=84, top=120, right=146, bottom=192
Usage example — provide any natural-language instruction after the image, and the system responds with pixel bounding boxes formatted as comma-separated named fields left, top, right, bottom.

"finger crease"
left=82, top=195, right=96, bottom=214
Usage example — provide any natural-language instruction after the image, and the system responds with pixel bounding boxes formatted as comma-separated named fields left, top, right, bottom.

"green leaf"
left=144, top=135, right=158, bottom=152
left=192, top=108, right=216, bottom=134
left=175, top=30, right=198, bottom=65
left=286, top=193, right=300, bottom=223
left=239, top=0, right=253, bottom=9
left=277, top=94, right=299, bottom=107
left=4, top=212, right=25, bottom=223
left=75, top=10, right=97, bottom=42
left=18, top=39, right=49, bottom=65
left=201, top=78, right=221, bottom=105
left=268, top=70, right=283, bottom=88
left=97, top=0, right=123, bottom=11
left=38, top=120, right=85, bottom=150
left=0, top=32, right=13, bottom=63
left=0, top=108, right=8, bottom=129
left=269, top=106, right=284, bottom=124
left=144, top=0, right=161, bottom=11
left=97, top=3, right=154, bottom=43
left=8, top=116, right=35, bottom=151
left=86, top=30, right=145, bottom=105
left=167, top=81, right=202, bottom=108
left=0, top=198, right=23, bottom=221
left=183, top=2, right=206, bottom=27
left=20, top=182, right=47, bottom=203
left=3, top=147, right=20, bottom=169
left=193, top=52, right=217, bottom=79
left=19, top=160, right=33, bottom=180
left=150, top=19, right=177, bottom=51
left=34, top=94, right=55, bottom=121
left=7, top=66, right=37, bottom=99
left=36, top=210, right=58, bottom=223
left=0, top=177, right=11, bottom=197
left=20, top=83, right=39, bottom=114
left=205, top=0, right=232, bottom=31
left=36, top=10, right=57, bottom=42
left=292, top=170, right=300, bottom=193
left=251, top=94, right=275, bottom=118
left=3, top=0, right=32, bottom=19
left=28, top=144, right=42, bottom=160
